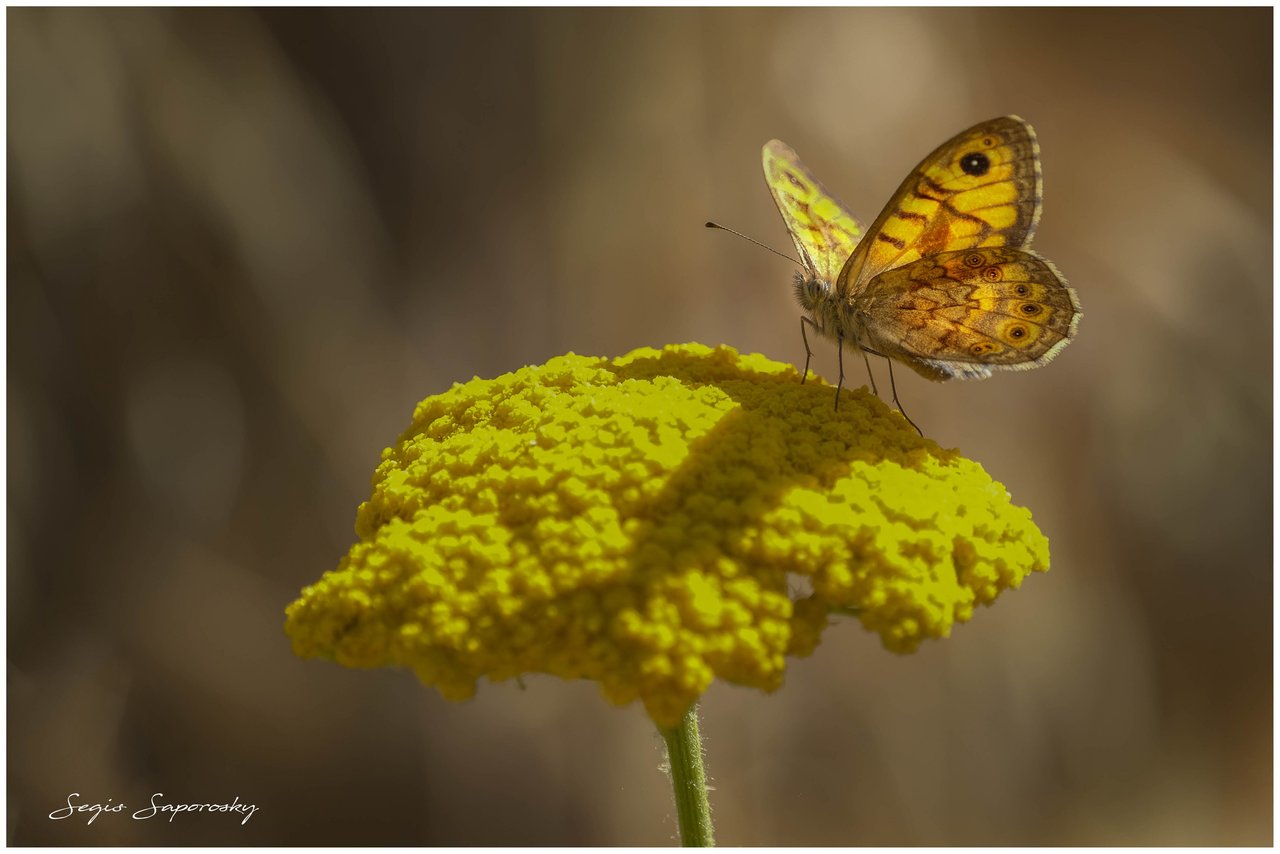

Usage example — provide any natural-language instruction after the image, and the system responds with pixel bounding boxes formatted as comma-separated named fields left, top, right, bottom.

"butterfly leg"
left=859, top=346, right=880, bottom=398
left=834, top=333, right=845, bottom=410
left=799, top=316, right=817, bottom=384
left=885, top=359, right=923, bottom=437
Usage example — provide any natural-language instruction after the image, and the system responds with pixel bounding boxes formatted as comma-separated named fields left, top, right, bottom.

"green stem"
left=660, top=703, right=715, bottom=847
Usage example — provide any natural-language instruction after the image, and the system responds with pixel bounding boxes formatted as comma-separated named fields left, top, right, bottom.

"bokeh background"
left=8, top=7, right=1271, bottom=845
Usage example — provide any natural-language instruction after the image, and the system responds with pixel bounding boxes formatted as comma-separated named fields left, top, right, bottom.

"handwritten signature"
left=49, top=793, right=258, bottom=826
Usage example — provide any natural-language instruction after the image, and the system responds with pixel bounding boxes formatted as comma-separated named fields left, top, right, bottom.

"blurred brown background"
left=8, top=7, right=1271, bottom=845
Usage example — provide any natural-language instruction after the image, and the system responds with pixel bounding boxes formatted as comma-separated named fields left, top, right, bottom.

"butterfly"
left=762, top=116, right=1081, bottom=426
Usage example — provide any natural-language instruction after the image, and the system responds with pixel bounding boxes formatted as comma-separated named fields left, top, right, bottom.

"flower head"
left=285, top=343, right=1049, bottom=726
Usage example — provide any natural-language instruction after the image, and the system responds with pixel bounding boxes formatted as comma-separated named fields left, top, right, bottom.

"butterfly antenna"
left=705, top=221, right=799, bottom=265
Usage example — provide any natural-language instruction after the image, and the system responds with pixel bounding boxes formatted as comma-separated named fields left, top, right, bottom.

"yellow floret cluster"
left=285, top=343, right=1049, bottom=727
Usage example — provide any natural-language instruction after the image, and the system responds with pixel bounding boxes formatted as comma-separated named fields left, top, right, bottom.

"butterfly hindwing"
left=762, top=140, right=863, bottom=286
left=837, top=116, right=1042, bottom=295
left=855, top=247, right=1079, bottom=381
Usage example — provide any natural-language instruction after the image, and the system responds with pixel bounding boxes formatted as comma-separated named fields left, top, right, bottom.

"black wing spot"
left=960, top=152, right=990, bottom=177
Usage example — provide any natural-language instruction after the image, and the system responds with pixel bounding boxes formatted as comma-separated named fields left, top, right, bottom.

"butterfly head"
left=794, top=270, right=859, bottom=345
left=792, top=270, right=831, bottom=316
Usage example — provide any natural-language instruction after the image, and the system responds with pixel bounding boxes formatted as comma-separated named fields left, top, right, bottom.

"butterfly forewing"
left=837, top=116, right=1042, bottom=297
left=762, top=140, right=863, bottom=286
left=856, top=247, right=1079, bottom=381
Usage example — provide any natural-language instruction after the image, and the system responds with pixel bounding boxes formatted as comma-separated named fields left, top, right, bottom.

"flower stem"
left=660, top=703, right=715, bottom=846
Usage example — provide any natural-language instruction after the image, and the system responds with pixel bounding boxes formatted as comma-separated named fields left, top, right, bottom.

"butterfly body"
left=763, top=117, right=1080, bottom=386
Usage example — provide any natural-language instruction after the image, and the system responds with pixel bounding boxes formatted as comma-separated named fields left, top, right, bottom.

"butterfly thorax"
left=793, top=271, right=861, bottom=344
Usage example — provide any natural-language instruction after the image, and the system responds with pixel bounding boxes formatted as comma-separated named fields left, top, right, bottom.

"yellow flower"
left=285, top=343, right=1049, bottom=727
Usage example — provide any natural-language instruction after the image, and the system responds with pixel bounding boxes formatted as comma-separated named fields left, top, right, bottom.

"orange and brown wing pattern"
left=762, top=140, right=863, bottom=285
left=836, top=116, right=1042, bottom=298
left=855, top=246, right=1079, bottom=381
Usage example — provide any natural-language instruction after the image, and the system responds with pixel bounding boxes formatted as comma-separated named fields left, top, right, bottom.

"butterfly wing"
left=855, top=247, right=1080, bottom=381
left=762, top=140, right=863, bottom=285
left=837, top=116, right=1041, bottom=296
